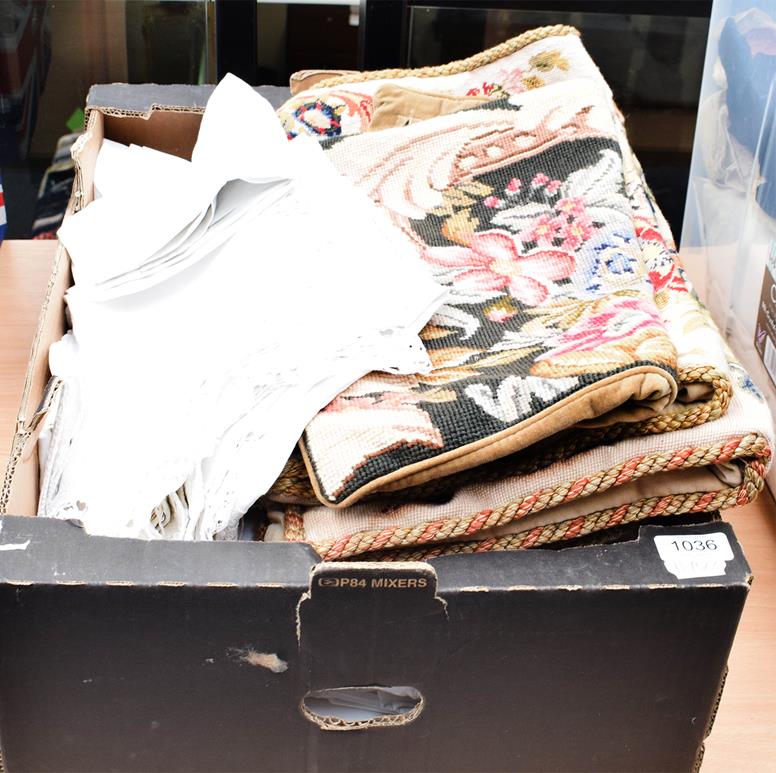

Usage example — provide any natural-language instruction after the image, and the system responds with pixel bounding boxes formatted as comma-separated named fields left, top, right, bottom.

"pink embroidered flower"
left=523, top=213, right=564, bottom=247
left=425, top=229, right=575, bottom=306
left=559, top=218, right=594, bottom=251
left=537, top=297, right=662, bottom=358
left=545, top=179, right=562, bottom=195
left=532, top=173, right=550, bottom=187
left=505, top=178, right=522, bottom=194
left=483, top=195, right=502, bottom=208
left=555, top=197, right=586, bottom=217
left=497, top=67, right=526, bottom=93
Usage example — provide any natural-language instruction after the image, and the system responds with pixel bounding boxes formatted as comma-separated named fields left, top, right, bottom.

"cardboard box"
left=0, top=85, right=753, bottom=772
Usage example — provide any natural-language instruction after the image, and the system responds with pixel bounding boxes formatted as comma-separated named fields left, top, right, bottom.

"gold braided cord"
left=284, top=507, right=306, bottom=542
left=368, top=461, right=765, bottom=562
left=267, top=455, right=312, bottom=502
left=310, top=25, right=581, bottom=90
left=297, top=434, right=769, bottom=560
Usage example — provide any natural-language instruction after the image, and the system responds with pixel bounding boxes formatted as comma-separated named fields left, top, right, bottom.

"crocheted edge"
left=310, top=25, right=581, bottom=90
left=293, top=432, right=770, bottom=559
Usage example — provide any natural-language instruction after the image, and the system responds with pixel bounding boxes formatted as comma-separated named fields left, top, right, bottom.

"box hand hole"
left=300, top=686, right=424, bottom=731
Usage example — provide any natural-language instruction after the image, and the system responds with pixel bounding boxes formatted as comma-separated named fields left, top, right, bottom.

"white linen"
left=40, top=74, right=446, bottom=539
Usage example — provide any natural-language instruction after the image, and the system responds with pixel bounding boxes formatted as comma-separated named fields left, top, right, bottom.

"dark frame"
left=358, top=0, right=713, bottom=69
left=213, top=1, right=713, bottom=82
left=215, top=0, right=257, bottom=82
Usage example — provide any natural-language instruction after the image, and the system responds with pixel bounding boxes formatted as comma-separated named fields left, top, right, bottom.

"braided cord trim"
left=311, top=25, right=581, bottom=90
left=302, top=433, right=769, bottom=559
left=267, top=455, right=313, bottom=502
left=370, top=461, right=766, bottom=562
left=284, top=507, right=306, bottom=542
left=618, top=366, right=732, bottom=436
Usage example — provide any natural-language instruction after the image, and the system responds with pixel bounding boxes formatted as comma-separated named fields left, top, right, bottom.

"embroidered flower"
left=496, top=67, right=526, bottom=93
left=578, top=233, right=640, bottom=295
left=486, top=307, right=517, bottom=323
left=505, top=178, right=522, bottom=194
left=523, top=213, right=564, bottom=247
left=315, top=386, right=445, bottom=476
left=634, top=217, right=666, bottom=244
left=467, top=81, right=501, bottom=97
left=425, top=229, right=575, bottom=306
left=522, top=75, right=545, bottom=90
left=529, top=50, right=570, bottom=72
left=531, top=174, right=562, bottom=195
left=483, top=195, right=502, bottom=208
left=559, top=218, right=594, bottom=251
left=648, top=259, right=687, bottom=295
left=485, top=298, right=519, bottom=323
left=537, top=296, right=663, bottom=358
left=605, top=250, right=637, bottom=275
left=280, top=90, right=370, bottom=139
left=555, top=197, right=586, bottom=217
left=292, top=99, right=344, bottom=137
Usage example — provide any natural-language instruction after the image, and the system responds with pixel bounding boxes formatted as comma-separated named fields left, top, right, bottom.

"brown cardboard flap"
left=1, top=106, right=207, bottom=516
left=104, top=110, right=203, bottom=160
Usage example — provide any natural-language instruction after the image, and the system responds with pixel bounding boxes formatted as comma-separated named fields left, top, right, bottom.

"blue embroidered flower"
left=577, top=231, right=638, bottom=295
left=730, top=361, right=764, bottom=399
left=605, top=250, right=638, bottom=274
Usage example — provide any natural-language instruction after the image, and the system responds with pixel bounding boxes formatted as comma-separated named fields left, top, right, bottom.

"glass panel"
left=407, top=6, right=711, bottom=237
left=256, top=2, right=360, bottom=87
left=0, top=0, right=211, bottom=239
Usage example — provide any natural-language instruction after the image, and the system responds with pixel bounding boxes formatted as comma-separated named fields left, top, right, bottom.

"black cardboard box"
left=0, top=85, right=752, bottom=773
left=0, top=515, right=751, bottom=773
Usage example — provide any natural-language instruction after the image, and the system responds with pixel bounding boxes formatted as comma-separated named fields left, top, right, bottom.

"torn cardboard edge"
left=83, top=83, right=292, bottom=124
left=0, top=514, right=751, bottom=592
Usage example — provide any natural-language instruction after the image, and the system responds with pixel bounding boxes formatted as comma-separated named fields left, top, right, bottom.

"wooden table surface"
left=0, top=240, right=57, bottom=470
left=702, top=492, right=776, bottom=772
left=1, top=240, right=775, bottom=771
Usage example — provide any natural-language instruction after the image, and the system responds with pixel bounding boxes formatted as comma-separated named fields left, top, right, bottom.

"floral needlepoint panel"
left=300, top=83, right=686, bottom=507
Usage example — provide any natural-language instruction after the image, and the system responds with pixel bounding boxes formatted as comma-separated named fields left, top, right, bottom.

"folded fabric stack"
left=264, top=25, right=774, bottom=560
left=40, top=75, right=445, bottom=540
